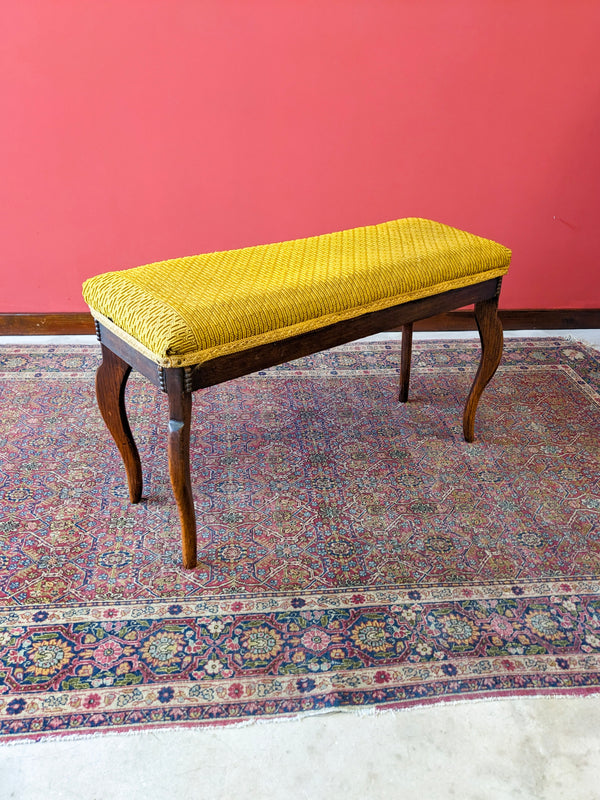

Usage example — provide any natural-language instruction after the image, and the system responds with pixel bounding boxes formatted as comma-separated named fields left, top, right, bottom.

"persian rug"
left=1, top=338, right=599, bottom=741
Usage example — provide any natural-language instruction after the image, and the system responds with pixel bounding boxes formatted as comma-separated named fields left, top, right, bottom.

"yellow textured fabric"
left=83, top=218, right=511, bottom=368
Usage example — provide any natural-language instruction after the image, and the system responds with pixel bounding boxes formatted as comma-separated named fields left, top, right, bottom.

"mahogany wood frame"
left=94, top=276, right=504, bottom=569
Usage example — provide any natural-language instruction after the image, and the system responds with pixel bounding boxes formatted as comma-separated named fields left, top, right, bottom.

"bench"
left=83, top=217, right=511, bottom=569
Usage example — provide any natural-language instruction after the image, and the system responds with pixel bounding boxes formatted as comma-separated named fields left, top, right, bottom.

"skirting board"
left=0, top=309, right=599, bottom=336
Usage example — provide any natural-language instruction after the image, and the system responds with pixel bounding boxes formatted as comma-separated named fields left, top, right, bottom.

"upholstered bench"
left=83, top=217, right=511, bottom=569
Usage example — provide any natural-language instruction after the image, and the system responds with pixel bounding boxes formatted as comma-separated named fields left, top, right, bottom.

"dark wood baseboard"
left=0, top=309, right=599, bottom=336
left=415, top=308, right=600, bottom=331
left=0, top=313, right=96, bottom=335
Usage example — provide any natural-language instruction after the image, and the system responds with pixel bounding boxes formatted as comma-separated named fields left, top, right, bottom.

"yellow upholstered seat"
left=82, top=218, right=511, bottom=368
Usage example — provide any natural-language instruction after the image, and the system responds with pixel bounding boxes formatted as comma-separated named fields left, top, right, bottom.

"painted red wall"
left=1, top=1, right=599, bottom=312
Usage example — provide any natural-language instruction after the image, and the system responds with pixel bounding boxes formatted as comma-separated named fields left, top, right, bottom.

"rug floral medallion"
left=1, top=338, right=599, bottom=741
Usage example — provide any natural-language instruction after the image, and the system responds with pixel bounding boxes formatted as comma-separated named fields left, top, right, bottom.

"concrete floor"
left=1, top=330, right=599, bottom=800
left=3, top=695, right=600, bottom=800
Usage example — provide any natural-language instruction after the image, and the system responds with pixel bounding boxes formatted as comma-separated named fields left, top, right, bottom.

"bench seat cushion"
left=82, top=217, right=511, bottom=368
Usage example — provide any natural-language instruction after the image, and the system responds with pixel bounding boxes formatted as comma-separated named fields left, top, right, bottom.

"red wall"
left=1, top=1, right=599, bottom=312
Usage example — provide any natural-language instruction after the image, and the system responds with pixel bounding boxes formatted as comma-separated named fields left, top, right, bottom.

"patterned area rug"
left=1, top=338, right=599, bottom=741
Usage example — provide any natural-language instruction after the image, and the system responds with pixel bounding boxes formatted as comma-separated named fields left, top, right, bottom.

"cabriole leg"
left=95, top=344, right=143, bottom=502
left=463, top=293, right=504, bottom=442
left=166, top=370, right=197, bottom=569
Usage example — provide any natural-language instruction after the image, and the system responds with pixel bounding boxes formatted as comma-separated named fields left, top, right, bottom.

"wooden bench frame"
left=94, top=276, right=504, bottom=569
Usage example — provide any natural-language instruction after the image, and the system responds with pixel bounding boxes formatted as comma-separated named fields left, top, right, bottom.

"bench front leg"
left=96, top=344, right=143, bottom=503
left=166, top=370, right=197, bottom=569
left=462, top=292, right=503, bottom=442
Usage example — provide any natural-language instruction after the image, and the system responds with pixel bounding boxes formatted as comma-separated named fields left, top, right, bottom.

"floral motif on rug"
left=0, top=338, right=599, bottom=740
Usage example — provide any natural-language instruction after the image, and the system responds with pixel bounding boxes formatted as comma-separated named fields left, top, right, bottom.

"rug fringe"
left=5, top=688, right=600, bottom=746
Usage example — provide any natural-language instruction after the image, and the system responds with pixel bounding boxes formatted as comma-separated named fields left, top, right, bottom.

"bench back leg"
left=462, top=294, right=504, bottom=442
left=166, top=371, right=197, bottom=569
left=399, top=323, right=413, bottom=402
left=96, top=345, right=143, bottom=503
